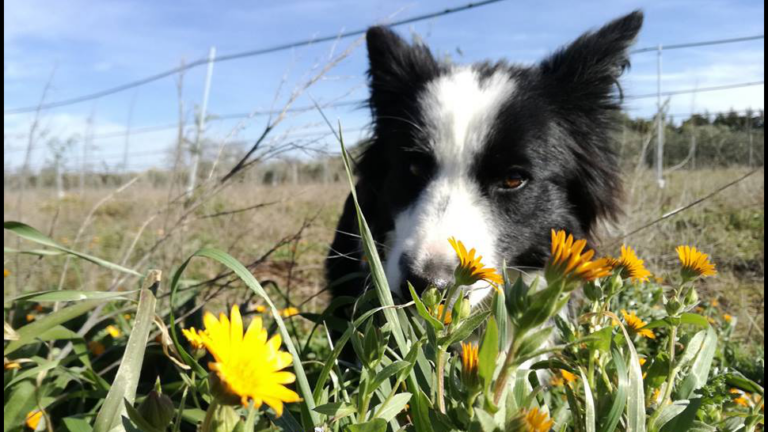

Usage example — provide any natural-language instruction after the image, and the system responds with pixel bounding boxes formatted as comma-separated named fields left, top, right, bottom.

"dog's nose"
left=399, top=254, right=456, bottom=294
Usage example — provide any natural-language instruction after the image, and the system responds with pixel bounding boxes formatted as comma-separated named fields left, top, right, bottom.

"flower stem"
left=661, top=325, right=679, bottom=405
left=492, top=337, right=522, bottom=405
left=200, top=399, right=219, bottom=432
left=436, top=348, right=447, bottom=413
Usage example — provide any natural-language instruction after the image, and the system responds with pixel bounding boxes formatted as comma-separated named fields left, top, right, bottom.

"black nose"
left=399, top=254, right=456, bottom=295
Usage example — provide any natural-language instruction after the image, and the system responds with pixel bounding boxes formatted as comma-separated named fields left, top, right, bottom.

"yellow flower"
left=182, top=327, right=207, bottom=350
left=546, top=230, right=612, bottom=284
left=25, top=410, right=43, bottom=430
left=621, top=310, right=656, bottom=339
left=200, top=305, right=300, bottom=416
left=723, top=314, right=734, bottom=323
left=710, top=299, right=720, bottom=308
left=560, top=369, right=579, bottom=384
left=124, top=314, right=132, bottom=320
left=460, top=342, right=481, bottom=390
left=735, top=397, right=751, bottom=408
left=448, top=237, right=503, bottom=286
left=676, top=246, right=717, bottom=279
left=254, top=305, right=267, bottom=313
left=26, top=314, right=35, bottom=322
left=550, top=375, right=566, bottom=387
left=639, top=358, right=648, bottom=367
left=4, top=359, right=22, bottom=370
left=652, top=388, right=663, bottom=404
left=608, top=245, right=652, bottom=283
left=429, top=304, right=453, bottom=325
left=523, top=408, right=555, bottom=432
left=4, top=269, right=10, bottom=278
left=106, top=325, right=121, bottom=338
left=88, top=341, right=106, bottom=356
left=280, top=307, right=300, bottom=318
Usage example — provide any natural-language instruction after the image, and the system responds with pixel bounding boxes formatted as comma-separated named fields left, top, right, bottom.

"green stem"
left=243, top=403, right=258, bottom=430
left=372, top=377, right=406, bottom=419
left=661, top=325, right=679, bottom=405
left=436, top=348, right=447, bottom=414
left=492, top=336, right=522, bottom=406
left=200, top=399, right=220, bottom=432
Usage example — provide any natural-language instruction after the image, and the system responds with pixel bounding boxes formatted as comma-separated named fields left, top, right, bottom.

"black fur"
left=327, top=11, right=644, bottom=302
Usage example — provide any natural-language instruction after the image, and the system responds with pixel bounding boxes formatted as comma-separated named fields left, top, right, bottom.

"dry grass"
left=4, top=167, right=764, bottom=342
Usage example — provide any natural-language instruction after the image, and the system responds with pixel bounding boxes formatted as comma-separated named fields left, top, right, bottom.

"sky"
left=3, top=0, right=765, bottom=172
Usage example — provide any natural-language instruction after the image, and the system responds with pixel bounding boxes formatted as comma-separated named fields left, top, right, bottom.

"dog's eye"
left=501, top=172, right=528, bottom=190
left=409, top=162, right=426, bottom=178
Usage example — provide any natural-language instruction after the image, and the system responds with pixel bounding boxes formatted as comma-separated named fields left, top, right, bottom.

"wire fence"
left=3, top=1, right=765, bottom=193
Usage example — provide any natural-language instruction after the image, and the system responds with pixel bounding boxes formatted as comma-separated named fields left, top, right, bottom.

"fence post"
left=656, top=45, right=666, bottom=188
left=122, top=91, right=138, bottom=174
left=187, top=46, right=216, bottom=198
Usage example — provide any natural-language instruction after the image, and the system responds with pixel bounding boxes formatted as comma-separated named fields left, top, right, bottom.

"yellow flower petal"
left=201, top=305, right=300, bottom=416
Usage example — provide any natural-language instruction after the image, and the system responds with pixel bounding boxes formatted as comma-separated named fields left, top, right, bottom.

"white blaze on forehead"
left=421, top=67, right=516, bottom=171
left=384, top=68, right=516, bottom=306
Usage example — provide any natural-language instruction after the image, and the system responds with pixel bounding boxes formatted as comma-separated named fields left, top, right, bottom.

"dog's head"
left=354, top=11, right=643, bottom=304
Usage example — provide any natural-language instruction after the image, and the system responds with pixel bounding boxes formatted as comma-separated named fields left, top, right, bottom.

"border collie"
left=327, top=11, right=644, bottom=308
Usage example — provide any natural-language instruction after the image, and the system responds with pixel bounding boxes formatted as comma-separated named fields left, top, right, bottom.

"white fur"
left=384, top=68, right=516, bottom=305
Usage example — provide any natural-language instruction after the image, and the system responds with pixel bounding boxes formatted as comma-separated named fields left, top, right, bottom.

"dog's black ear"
left=540, top=10, right=644, bottom=112
left=366, top=26, right=438, bottom=112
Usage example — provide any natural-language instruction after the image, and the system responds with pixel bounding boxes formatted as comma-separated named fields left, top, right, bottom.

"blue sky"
left=4, top=0, right=765, bottom=171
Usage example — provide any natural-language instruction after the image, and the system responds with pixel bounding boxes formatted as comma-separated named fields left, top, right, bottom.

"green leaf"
left=677, top=327, right=717, bottom=400
left=600, top=347, right=629, bottom=432
left=725, top=373, right=765, bottom=396
left=93, top=270, right=159, bottom=432
left=408, top=283, right=445, bottom=331
left=479, top=317, right=500, bottom=386
left=514, top=327, right=555, bottom=366
left=439, top=311, right=492, bottom=347
left=3, top=379, right=37, bottom=432
left=614, top=316, right=647, bottom=432
left=371, top=361, right=412, bottom=390
left=4, top=299, right=102, bottom=356
left=4, top=221, right=141, bottom=276
left=675, top=331, right=708, bottom=371
left=585, top=327, right=614, bottom=353
left=374, top=393, right=412, bottom=422
left=660, top=398, right=702, bottom=432
left=346, top=419, right=388, bottom=432
left=492, top=289, right=509, bottom=351
left=62, top=417, right=94, bottom=432
left=124, top=399, right=166, bottom=432
left=581, top=368, right=597, bottom=432
left=645, top=314, right=710, bottom=331
left=6, top=289, right=134, bottom=305
left=314, top=402, right=357, bottom=420
left=654, top=401, right=691, bottom=431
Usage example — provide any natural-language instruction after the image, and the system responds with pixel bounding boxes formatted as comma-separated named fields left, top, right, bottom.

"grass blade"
left=4, top=299, right=103, bottom=356
left=93, top=270, right=159, bottom=432
left=4, top=221, right=141, bottom=276
left=600, top=347, right=630, bottom=432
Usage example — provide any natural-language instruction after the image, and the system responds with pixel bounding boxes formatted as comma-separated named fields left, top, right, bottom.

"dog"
left=327, top=11, right=644, bottom=310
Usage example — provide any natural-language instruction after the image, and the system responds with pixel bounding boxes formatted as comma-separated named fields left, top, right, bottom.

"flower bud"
left=206, top=404, right=241, bottom=432
left=458, top=299, right=472, bottom=322
left=665, top=299, right=684, bottom=317
left=584, top=282, right=603, bottom=302
left=422, top=287, right=440, bottom=309
left=684, top=287, right=699, bottom=307
left=138, top=390, right=175, bottom=430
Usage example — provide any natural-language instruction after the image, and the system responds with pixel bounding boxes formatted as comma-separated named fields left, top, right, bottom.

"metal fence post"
left=656, top=45, right=666, bottom=188
left=187, top=46, right=216, bottom=198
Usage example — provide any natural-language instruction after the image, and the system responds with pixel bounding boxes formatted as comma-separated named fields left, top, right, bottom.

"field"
left=5, top=167, right=764, bottom=335
left=3, top=165, right=765, bottom=432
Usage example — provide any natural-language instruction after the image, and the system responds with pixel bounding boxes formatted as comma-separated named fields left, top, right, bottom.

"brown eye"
left=502, top=172, right=528, bottom=190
